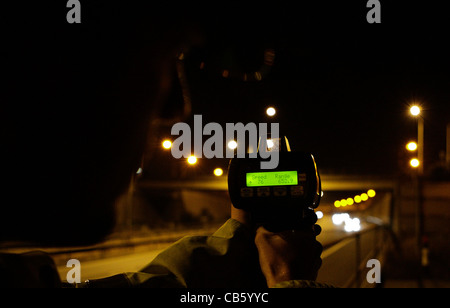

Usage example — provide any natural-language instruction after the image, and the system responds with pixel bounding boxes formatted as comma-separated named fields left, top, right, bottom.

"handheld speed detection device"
left=227, top=137, right=322, bottom=231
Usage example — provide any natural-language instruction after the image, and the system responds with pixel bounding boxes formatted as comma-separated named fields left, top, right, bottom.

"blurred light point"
left=410, top=105, right=421, bottom=116
left=334, top=200, right=341, bottom=208
left=187, top=155, right=197, bottom=165
left=266, top=139, right=274, bottom=149
left=354, top=195, right=362, bottom=203
left=361, top=193, right=369, bottom=201
left=332, top=213, right=350, bottom=226
left=316, top=211, right=324, bottom=219
left=213, top=168, right=223, bottom=177
left=368, top=189, right=376, bottom=198
left=406, top=141, right=418, bottom=151
left=344, top=217, right=361, bottom=233
left=346, top=198, right=354, bottom=206
left=162, top=140, right=172, bottom=149
left=340, top=199, right=348, bottom=207
left=332, top=214, right=343, bottom=225
left=228, top=140, right=238, bottom=150
left=410, top=158, right=420, bottom=168
left=266, top=107, right=276, bottom=117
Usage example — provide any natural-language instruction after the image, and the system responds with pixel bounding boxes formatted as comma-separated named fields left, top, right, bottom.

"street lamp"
left=162, top=139, right=172, bottom=150
left=408, top=105, right=426, bottom=282
left=227, top=140, right=238, bottom=150
left=406, top=141, right=418, bottom=152
left=187, top=155, right=197, bottom=165
left=410, top=158, right=420, bottom=168
left=410, top=105, right=421, bottom=116
left=266, top=107, right=276, bottom=117
left=213, top=168, right=224, bottom=177
left=410, top=105, right=424, bottom=175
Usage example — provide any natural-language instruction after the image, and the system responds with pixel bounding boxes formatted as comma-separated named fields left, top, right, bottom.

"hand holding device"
left=227, top=136, right=322, bottom=232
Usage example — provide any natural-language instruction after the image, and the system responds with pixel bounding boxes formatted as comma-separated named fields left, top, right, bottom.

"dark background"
left=2, top=1, right=450, bottom=244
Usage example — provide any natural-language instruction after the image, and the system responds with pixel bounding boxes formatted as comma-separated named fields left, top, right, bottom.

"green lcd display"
left=246, top=171, right=298, bottom=187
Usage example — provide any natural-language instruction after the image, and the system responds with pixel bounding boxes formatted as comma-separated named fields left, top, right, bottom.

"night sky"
left=4, top=1, right=450, bottom=179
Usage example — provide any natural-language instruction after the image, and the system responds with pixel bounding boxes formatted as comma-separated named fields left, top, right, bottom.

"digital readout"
left=246, top=171, right=298, bottom=187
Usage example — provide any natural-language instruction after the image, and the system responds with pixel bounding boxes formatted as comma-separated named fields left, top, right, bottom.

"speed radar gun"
left=227, top=136, right=322, bottom=232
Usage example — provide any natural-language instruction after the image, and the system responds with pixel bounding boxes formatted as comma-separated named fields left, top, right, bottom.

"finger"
left=255, top=225, right=273, bottom=243
left=313, top=224, right=322, bottom=236
left=303, top=209, right=318, bottom=226
left=277, top=228, right=316, bottom=243
left=312, top=257, right=323, bottom=280
left=314, top=240, right=323, bottom=256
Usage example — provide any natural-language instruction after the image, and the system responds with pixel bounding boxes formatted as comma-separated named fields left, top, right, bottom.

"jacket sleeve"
left=125, top=219, right=267, bottom=288
left=82, top=219, right=333, bottom=288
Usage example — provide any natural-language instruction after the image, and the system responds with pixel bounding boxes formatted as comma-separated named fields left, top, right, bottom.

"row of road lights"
left=161, top=105, right=422, bottom=174
left=160, top=107, right=277, bottom=176
left=161, top=104, right=423, bottom=173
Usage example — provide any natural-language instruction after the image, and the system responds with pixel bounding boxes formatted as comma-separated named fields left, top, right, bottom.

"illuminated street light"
left=228, top=140, right=238, bottom=150
left=162, top=140, right=172, bottom=150
left=410, top=158, right=420, bottom=168
left=410, top=105, right=421, bottom=116
left=368, top=189, right=376, bottom=198
left=406, top=141, right=418, bottom=152
left=187, top=155, right=198, bottom=165
left=266, top=107, right=276, bottom=117
left=408, top=105, right=426, bottom=265
left=213, top=168, right=223, bottom=177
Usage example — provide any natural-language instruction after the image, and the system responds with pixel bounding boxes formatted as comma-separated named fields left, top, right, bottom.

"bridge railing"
left=317, top=224, right=393, bottom=287
left=316, top=190, right=396, bottom=288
